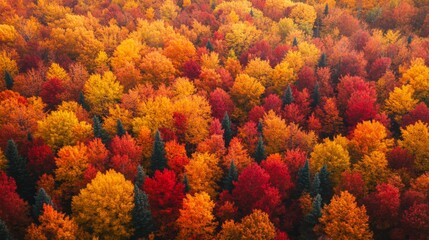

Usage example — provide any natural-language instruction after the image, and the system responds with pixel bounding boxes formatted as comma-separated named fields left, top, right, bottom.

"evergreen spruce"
left=206, top=40, right=214, bottom=52
left=318, top=53, right=327, bottom=68
left=324, top=3, right=329, bottom=15
left=135, top=165, right=146, bottom=188
left=300, top=194, right=322, bottom=240
left=319, top=165, right=333, bottom=204
left=407, top=35, right=413, bottom=45
left=250, top=8, right=254, bottom=17
left=222, top=112, right=233, bottom=148
left=257, top=121, right=263, bottom=135
left=311, top=82, right=320, bottom=108
left=254, top=136, right=267, bottom=164
left=32, top=188, right=53, bottom=221
left=310, top=172, right=321, bottom=198
left=282, top=84, right=294, bottom=107
left=150, top=130, right=167, bottom=173
left=92, top=116, right=109, bottom=144
left=293, top=37, right=298, bottom=47
left=27, top=132, right=33, bottom=142
left=223, top=160, right=238, bottom=193
left=78, top=91, right=90, bottom=111
left=5, top=139, right=33, bottom=202
left=132, top=184, right=154, bottom=239
left=116, top=119, right=126, bottom=137
left=297, top=159, right=311, bottom=194
left=4, top=71, right=13, bottom=90
left=0, top=219, right=13, bottom=240
left=183, top=174, right=190, bottom=193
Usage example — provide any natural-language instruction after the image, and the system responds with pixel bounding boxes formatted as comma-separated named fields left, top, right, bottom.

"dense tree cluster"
left=0, top=0, right=429, bottom=239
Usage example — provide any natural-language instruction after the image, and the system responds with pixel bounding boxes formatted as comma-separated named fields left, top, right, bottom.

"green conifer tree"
left=311, top=82, right=320, bottom=108
left=282, top=84, right=294, bottom=107
left=135, top=165, right=146, bottom=188
left=297, top=159, right=311, bottom=194
left=0, top=219, right=13, bottom=240
left=78, top=91, right=90, bottom=111
left=206, top=40, right=214, bottom=52
left=223, top=160, right=238, bottom=193
left=92, top=116, right=109, bottom=144
left=222, top=112, right=233, bottom=148
left=116, top=119, right=126, bottom=137
left=150, top=130, right=167, bottom=173
left=310, top=172, right=321, bottom=198
left=293, top=37, right=298, bottom=47
left=183, top=174, right=190, bottom=193
left=300, top=194, right=322, bottom=240
left=319, top=165, right=333, bottom=204
left=132, top=184, right=154, bottom=239
left=318, top=53, right=327, bottom=68
left=254, top=136, right=267, bottom=164
left=324, top=3, right=329, bottom=15
left=6, top=140, right=33, bottom=202
left=32, top=188, right=53, bottom=221
left=4, top=71, right=13, bottom=90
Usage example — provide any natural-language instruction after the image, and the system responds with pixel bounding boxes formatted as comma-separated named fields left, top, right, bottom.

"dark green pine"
left=0, top=219, right=13, bottom=240
left=310, top=172, right=321, bottom=198
left=135, top=165, right=146, bottom=188
left=223, top=160, right=238, bottom=193
left=254, top=136, right=267, bottom=164
left=6, top=139, right=33, bottom=202
left=183, top=174, right=190, bottom=193
left=300, top=194, right=322, bottom=240
left=250, top=8, right=254, bottom=17
left=407, top=35, right=413, bottom=45
left=4, top=71, right=13, bottom=90
left=293, top=37, right=298, bottom=47
left=319, top=165, right=333, bottom=204
left=92, top=116, right=109, bottom=144
left=311, top=82, right=320, bottom=108
left=78, top=91, right=90, bottom=111
left=222, top=112, right=233, bottom=148
left=297, top=159, right=311, bottom=194
left=257, top=121, right=263, bottom=135
left=116, top=119, right=126, bottom=137
left=150, top=130, right=168, bottom=173
left=206, top=40, right=214, bottom=52
left=132, top=184, right=154, bottom=239
left=282, top=84, right=294, bottom=107
left=324, top=3, right=329, bottom=15
left=318, top=53, right=327, bottom=68
left=27, top=132, right=33, bottom=142
left=32, top=188, right=53, bottom=221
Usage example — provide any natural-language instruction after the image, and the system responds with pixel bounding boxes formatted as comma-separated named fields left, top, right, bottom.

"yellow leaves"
left=230, top=74, right=265, bottom=113
left=223, top=137, right=253, bottom=172
left=0, top=51, right=18, bottom=77
left=72, top=170, right=134, bottom=240
left=201, top=52, right=220, bottom=70
left=320, top=191, right=373, bottom=240
left=224, top=22, right=261, bottom=56
left=160, top=0, right=179, bottom=21
left=0, top=148, right=7, bottom=171
left=185, top=152, right=222, bottom=198
left=271, top=60, right=296, bottom=94
left=102, top=105, right=133, bottom=136
left=55, top=143, right=88, bottom=184
left=350, top=120, right=393, bottom=156
left=400, top=58, right=429, bottom=103
left=140, top=51, right=176, bottom=86
left=176, top=192, right=217, bottom=240
left=46, top=63, right=69, bottom=81
left=83, top=71, right=124, bottom=116
left=310, top=138, right=351, bottom=184
left=133, top=96, right=174, bottom=134
left=25, top=205, right=79, bottom=240
left=297, top=41, right=320, bottom=66
left=163, top=37, right=196, bottom=70
left=244, top=58, right=273, bottom=87
left=263, top=110, right=288, bottom=154
left=289, top=3, right=317, bottom=34
left=399, top=121, right=429, bottom=172
left=0, top=24, right=17, bottom=43
left=383, top=30, right=402, bottom=45
left=130, top=20, right=176, bottom=48
left=385, top=85, right=418, bottom=120
left=36, top=110, right=92, bottom=150
left=172, top=77, right=196, bottom=98
left=354, top=151, right=389, bottom=189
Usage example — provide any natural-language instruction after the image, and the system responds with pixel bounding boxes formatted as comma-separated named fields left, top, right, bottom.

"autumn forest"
left=0, top=0, right=429, bottom=239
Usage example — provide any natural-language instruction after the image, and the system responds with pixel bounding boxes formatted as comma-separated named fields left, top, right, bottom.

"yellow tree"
left=244, top=58, right=273, bottom=88
left=176, top=192, right=217, bottom=240
left=72, top=170, right=134, bottom=240
left=36, top=110, right=92, bottom=150
left=262, top=110, right=288, bottom=154
left=230, top=74, right=265, bottom=116
left=102, top=105, right=133, bottom=136
left=83, top=71, right=124, bottom=116
left=289, top=3, right=317, bottom=34
left=310, top=138, right=351, bottom=184
left=185, top=152, right=222, bottom=198
left=385, top=85, right=419, bottom=122
left=223, top=137, right=253, bottom=172
left=46, top=63, right=69, bottom=81
left=399, top=121, right=429, bottom=172
left=223, top=22, right=261, bottom=56
left=319, top=191, right=373, bottom=240
left=401, top=58, right=429, bottom=104
left=132, top=96, right=174, bottom=134
left=350, top=120, right=393, bottom=157
left=163, top=37, right=196, bottom=71
left=240, top=209, right=276, bottom=240
left=0, top=51, right=18, bottom=90
left=354, top=151, right=389, bottom=190
left=55, top=143, right=88, bottom=192
left=271, top=61, right=296, bottom=94
left=25, top=205, right=79, bottom=240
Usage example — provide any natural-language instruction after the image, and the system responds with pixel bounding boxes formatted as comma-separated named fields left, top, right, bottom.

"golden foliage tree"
left=140, top=51, right=176, bottom=87
left=350, top=120, right=393, bottom=156
left=399, top=121, right=429, bottom=172
left=72, top=170, right=134, bottom=240
left=223, top=137, right=253, bottom=172
left=354, top=151, right=389, bottom=189
left=320, top=191, right=373, bottom=240
left=176, top=192, right=217, bottom=240
left=385, top=85, right=419, bottom=122
left=230, top=74, right=265, bottom=118
left=401, top=58, right=429, bottom=104
left=240, top=209, right=276, bottom=240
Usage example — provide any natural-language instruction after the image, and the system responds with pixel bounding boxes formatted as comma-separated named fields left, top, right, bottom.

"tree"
left=230, top=74, right=265, bottom=114
left=402, top=203, right=429, bottom=239
left=163, top=37, right=197, bottom=71
left=4, top=71, right=13, bottom=90
left=261, top=155, right=293, bottom=200
left=72, top=170, right=134, bottom=240
left=135, top=165, right=146, bottom=189
left=319, top=165, right=333, bottom=204
left=297, top=159, right=311, bottom=194
left=401, top=58, right=429, bottom=104
left=222, top=112, right=233, bottom=148
left=311, top=173, right=321, bottom=198
left=318, top=53, right=327, bottom=67
left=183, top=174, right=190, bottom=193
left=92, top=116, right=109, bottom=144
left=399, top=121, right=429, bottom=172
left=350, top=120, right=393, bottom=157
left=185, top=152, right=222, bottom=198
left=240, top=209, right=276, bottom=240
left=254, top=136, right=267, bottom=164
left=36, top=110, right=92, bottom=150
left=206, top=40, right=214, bottom=52
left=176, top=192, right=217, bottom=240
left=385, top=85, right=418, bottom=122
left=0, top=219, right=12, bottom=240
left=150, top=130, right=167, bottom=173
left=209, top=88, right=235, bottom=120
left=262, top=110, right=288, bottom=154
left=310, top=138, right=351, bottom=184
left=365, top=183, right=400, bottom=230
left=311, top=82, right=320, bottom=108
left=320, top=191, right=373, bottom=240
left=223, top=160, right=238, bottom=193
left=140, top=51, right=176, bottom=87
left=32, top=188, right=53, bottom=221
left=132, top=184, right=153, bottom=239
left=282, top=84, right=294, bottom=107
left=224, top=137, right=253, bottom=172
left=83, top=71, right=124, bottom=116
left=6, top=139, right=33, bottom=202
left=25, top=205, right=79, bottom=240
left=300, top=194, right=322, bottom=240
left=324, top=3, right=329, bottom=15
left=116, top=119, right=126, bottom=137
left=40, top=77, right=64, bottom=109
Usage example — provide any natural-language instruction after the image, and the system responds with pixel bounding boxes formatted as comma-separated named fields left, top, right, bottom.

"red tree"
left=40, top=77, right=64, bottom=109
left=401, top=102, right=429, bottom=128
left=365, top=183, right=400, bottom=229
left=110, top=133, right=142, bottom=163
left=261, top=156, right=294, bottom=200
left=402, top=203, right=429, bottom=239
left=263, top=94, right=282, bottom=115
left=209, top=88, right=235, bottom=120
